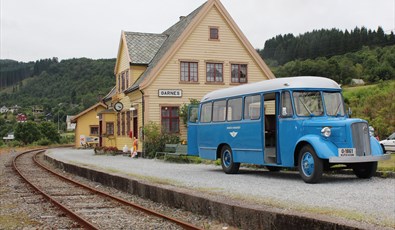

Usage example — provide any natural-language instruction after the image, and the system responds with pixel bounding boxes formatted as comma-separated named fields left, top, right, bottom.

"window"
left=244, top=95, right=261, bottom=120
left=281, top=91, right=293, bottom=117
left=180, top=62, right=198, bottom=82
left=213, top=100, right=227, bottom=122
left=121, top=112, right=125, bottom=135
left=117, top=75, right=121, bottom=92
left=200, top=103, right=212, bottom=123
left=206, top=63, right=223, bottom=82
left=121, top=72, right=125, bottom=92
left=126, top=111, right=131, bottom=134
left=125, top=70, right=129, bottom=89
left=323, top=92, right=345, bottom=116
left=118, top=70, right=129, bottom=92
left=106, top=122, right=114, bottom=135
left=293, top=91, right=324, bottom=116
left=227, top=98, right=242, bottom=121
left=117, top=113, right=121, bottom=135
left=161, top=107, right=179, bottom=133
left=90, top=126, right=99, bottom=135
left=231, top=64, right=247, bottom=83
left=209, top=27, right=219, bottom=40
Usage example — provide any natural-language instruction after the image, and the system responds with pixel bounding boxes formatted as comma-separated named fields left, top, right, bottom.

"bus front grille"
left=351, top=122, right=371, bottom=156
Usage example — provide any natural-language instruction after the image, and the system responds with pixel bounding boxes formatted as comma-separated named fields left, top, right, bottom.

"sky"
left=1, top=0, right=394, bottom=62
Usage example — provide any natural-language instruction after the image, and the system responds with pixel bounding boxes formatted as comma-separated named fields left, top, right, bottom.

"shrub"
left=60, top=134, right=75, bottom=144
left=143, top=122, right=180, bottom=158
left=7, top=140, right=24, bottom=147
left=36, top=138, right=52, bottom=146
left=94, top=146, right=119, bottom=155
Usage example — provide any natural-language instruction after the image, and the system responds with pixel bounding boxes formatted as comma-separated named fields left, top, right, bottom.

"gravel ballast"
left=45, top=148, right=395, bottom=228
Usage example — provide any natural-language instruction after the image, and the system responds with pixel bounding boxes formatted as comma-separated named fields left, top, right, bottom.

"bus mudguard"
left=296, top=134, right=338, bottom=160
left=370, top=136, right=384, bottom=156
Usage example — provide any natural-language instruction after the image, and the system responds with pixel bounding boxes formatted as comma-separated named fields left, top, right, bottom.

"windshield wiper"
left=299, top=98, right=313, bottom=116
left=334, top=102, right=343, bottom=117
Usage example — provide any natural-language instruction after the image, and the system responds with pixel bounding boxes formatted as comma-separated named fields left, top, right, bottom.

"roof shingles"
left=124, top=2, right=206, bottom=93
left=124, top=32, right=168, bottom=65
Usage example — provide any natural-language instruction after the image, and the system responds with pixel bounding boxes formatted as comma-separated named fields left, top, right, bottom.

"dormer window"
left=209, top=27, right=219, bottom=40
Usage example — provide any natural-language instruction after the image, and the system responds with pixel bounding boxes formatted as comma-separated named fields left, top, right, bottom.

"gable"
left=138, top=0, right=274, bottom=90
left=115, top=35, right=131, bottom=75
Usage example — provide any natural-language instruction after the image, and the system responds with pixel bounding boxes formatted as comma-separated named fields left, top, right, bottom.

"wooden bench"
left=155, top=144, right=187, bottom=158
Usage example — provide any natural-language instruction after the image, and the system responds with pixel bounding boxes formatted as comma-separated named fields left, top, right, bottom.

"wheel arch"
left=294, top=141, right=310, bottom=167
left=294, top=135, right=338, bottom=166
left=216, top=143, right=228, bottom=159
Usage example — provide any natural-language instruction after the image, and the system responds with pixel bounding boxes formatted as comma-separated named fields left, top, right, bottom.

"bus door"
left=187, top=105, right=199, bottom=156
left=263, top=93, right=278, bottom=164
left=278, top=91, right=297, bottom=166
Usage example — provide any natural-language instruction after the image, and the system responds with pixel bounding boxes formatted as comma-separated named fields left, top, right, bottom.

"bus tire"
left=352, top=162, right=377, bottom=179
left=221, top=145, right=240, bottom=174
left=298, top=145, right=323, bottom=183
left=266, top=166, right=281, bottom=172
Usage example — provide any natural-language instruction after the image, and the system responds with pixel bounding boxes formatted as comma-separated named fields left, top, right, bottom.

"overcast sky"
left=1, top=0, right=394, bottom=62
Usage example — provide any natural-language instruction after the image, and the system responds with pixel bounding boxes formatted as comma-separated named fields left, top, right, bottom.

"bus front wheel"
left=221, top=146, right=240, bottom=174
left=298, top=145, right=323, bottom=183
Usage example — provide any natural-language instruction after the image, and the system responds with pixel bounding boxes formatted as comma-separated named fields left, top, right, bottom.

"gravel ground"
left=45, top=148, right=395, bottom=229
left=0, top=150, right=80, bottom=229
left=0, top=150, right=234, bottom=229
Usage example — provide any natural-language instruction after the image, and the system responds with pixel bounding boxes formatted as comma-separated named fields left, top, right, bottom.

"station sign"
left=158, top=89, right=182, bottom=98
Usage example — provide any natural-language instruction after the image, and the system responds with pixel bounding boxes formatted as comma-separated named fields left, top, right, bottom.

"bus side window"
left=227, top=98, right=242, bottom=121
left=244, top=95, right=261, bottom=120
left=200, top=102, right=212, bottom=123
left=281, top=91, right=293, bottom=117
left=213, top=100, right=227, bottom=122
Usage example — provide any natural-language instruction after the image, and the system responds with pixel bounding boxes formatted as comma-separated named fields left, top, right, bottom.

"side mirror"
left=347, top=107, right=352, bottom=117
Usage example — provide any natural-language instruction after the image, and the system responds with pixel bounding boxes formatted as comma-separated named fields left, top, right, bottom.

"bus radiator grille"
left=351, top=122, right=371, bottom=156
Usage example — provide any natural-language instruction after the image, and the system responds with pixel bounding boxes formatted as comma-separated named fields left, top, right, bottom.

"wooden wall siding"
left=131, top=65, right=147, bottom=85
left=74, top=107, right=104, bottom=147
left=145, top=6, right=270, bottom=139
left=116, top=41, right=130, bottom=75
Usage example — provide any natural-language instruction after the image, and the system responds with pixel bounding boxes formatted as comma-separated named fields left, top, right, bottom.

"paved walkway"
left=46, top=148, right=395, bottom=228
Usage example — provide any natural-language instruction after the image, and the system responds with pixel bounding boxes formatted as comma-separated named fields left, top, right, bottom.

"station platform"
left=44, top=148, right=394, bottom=230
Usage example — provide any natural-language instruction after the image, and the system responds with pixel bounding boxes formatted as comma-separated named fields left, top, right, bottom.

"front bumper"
left=329, top=154, right=391, bottom=163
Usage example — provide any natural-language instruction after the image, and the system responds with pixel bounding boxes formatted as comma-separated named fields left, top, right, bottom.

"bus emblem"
left=229, top=131, right=238, bottom=138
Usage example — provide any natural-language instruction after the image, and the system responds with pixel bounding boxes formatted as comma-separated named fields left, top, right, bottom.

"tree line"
left=0, top=58, right=60, bottom=89
left=273, top=45, right=395, bottom=84
left=259, top=26, right=395, bottom=66
left=0, top=58, right=115, bottom=133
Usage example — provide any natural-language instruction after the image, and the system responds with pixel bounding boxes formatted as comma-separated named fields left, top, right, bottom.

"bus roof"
left=201, top=76, right=341, bottom=102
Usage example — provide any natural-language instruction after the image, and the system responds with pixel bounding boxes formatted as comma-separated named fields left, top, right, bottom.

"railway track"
left=13, top=149, right=202, bottom=230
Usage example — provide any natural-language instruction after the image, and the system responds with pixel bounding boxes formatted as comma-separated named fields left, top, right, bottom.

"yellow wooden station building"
left=73, top=0, right=275, bottom=153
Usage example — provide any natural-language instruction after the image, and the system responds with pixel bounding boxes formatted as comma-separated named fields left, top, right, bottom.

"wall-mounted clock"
left=114, top=102, right=124, bottom=112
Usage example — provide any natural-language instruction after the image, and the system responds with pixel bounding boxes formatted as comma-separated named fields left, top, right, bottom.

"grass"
left=378, top=153, right=395, bottom=172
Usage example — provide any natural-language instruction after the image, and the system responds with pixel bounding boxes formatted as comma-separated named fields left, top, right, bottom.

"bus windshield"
left=293, top=91, right=324, bottom=116
left=323, top=92, right=345, bottom=116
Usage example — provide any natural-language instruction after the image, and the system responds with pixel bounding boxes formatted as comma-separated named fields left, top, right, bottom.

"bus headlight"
left=321, top=127, right=331, bottom=138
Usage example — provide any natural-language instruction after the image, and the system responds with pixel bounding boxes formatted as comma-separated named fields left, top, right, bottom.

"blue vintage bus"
left=187, top=76, right=389, bottom=183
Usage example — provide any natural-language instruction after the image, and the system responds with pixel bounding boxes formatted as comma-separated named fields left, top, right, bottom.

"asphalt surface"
left=46, top=148, right=395, bottom=228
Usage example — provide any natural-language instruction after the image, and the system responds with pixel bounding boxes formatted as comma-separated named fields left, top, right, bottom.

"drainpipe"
left=140, top=89, right=145, bottom=158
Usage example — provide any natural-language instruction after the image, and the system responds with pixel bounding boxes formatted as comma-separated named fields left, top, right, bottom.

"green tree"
left=179, top=98, right=200, bottom=127
left=39, top=122, right=60, bottom=143
left=14, top=121, right=42, bottom=145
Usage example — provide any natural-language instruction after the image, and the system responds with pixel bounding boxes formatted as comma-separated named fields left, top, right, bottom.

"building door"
left=132, top=110, right=138, bottom=139
left=99, top=115, right=103, bottom=147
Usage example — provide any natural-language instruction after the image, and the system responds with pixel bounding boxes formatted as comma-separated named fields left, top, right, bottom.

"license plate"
left=338, top=148, right=356, bottom=157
